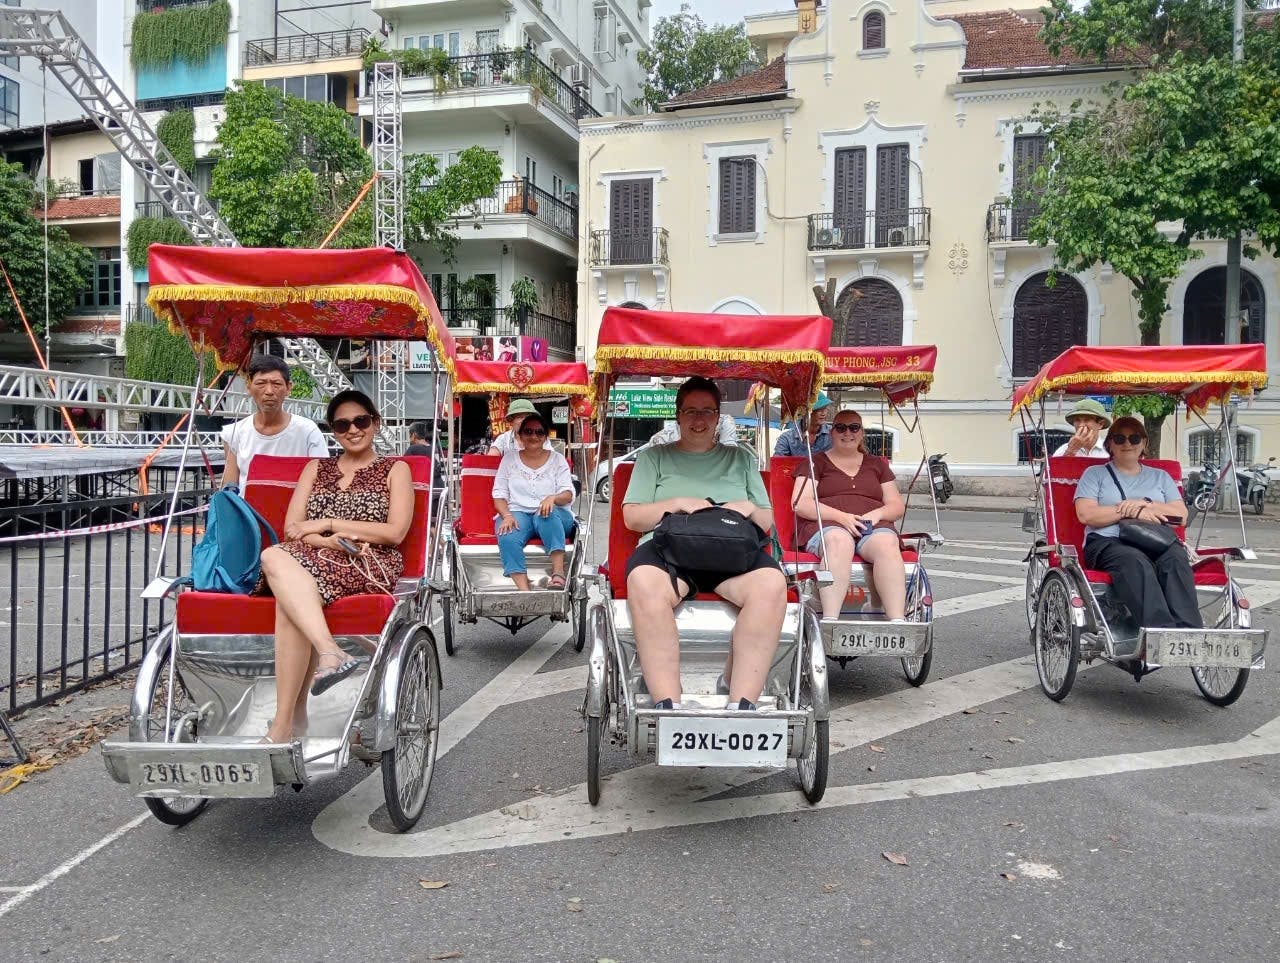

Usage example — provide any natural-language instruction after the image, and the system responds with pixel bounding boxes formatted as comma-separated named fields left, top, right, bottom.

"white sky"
left=650, top=0, right=787, bottom=25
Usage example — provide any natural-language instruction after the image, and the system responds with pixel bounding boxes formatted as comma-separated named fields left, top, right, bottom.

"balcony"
left=137, top=92, right=224, bottom=113
left=588, top=228, right=670, bottom=268
left=245, top=28, right=369, bottom=68
left=468, top=180, right=577, bottom=241
left=439, top=306, right=575, bottom=359
left=806, top=209, right=932, bottom=251
left=986, top=200, right=1040, bottom=242
left=134, top=200, right=172, bottom=219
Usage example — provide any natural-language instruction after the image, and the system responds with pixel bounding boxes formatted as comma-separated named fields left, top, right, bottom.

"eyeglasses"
left=519, top=427, right=547, bottom=437
left=831, top=423, right=863, bottom=434
left=331, top=414, right=374, bottom=434
left=678, top=407, right=720, bottom=419
left=1108, top=432, right=1145, bottom=446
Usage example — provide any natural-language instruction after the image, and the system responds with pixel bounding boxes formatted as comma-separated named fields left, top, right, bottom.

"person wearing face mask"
left=221, top=354, right=328, bottom=489
left=790, top=409, right=907, bottom=622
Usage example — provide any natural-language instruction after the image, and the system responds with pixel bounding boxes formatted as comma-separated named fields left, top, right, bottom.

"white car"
left=589, top=441, right=758, bottom=503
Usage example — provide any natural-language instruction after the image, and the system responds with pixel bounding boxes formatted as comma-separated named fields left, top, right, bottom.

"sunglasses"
left=331, top=414, right=374, bottom=434
left=1108, top=432, right=1145, bottom=446
left=520, top=427, right=547, bottom=437
left=831, top=423, right=863, bottom=434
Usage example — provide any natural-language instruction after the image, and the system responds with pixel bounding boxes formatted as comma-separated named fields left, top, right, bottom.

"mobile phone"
left=335, top=536, right=361, bottom=555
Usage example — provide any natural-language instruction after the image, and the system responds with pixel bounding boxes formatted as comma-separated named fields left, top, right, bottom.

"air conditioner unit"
left=569, top=62, right=591, bottom=91
left=815, top=227, right=843, bottom=247
left=886, top=226, right=915, bottom=246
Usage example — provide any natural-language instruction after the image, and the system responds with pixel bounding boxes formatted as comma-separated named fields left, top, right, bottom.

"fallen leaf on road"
left=962, top=708, right=980, bottom=715
left=882, top=851, right=908, bottom=866
left=867, top=765, right=876, bottom=772
left=94, top=936, right=120, bottom=945
left=1004, top=821, right=1025, bottom=829
left=860, top=939, right=874, bottom=947
left=869, top=744, right=886, bottom=753
left=430, top=953, right=463, bottom=961
left=567, top=902, right=584, bottom=913
left=1007, top=737, right=1025, bottom=744
left=1000, top=873, right=1018, bottom=881
left=822, top=883, right=837, bottom=893
left=419, top=879, right=449, bottom=890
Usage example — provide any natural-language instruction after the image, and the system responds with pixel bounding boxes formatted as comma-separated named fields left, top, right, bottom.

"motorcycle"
left=929, top=452, right=954, bottom=504
left=1184, top=458, right=1220, bottom=527
left=1242, top=456, right=1275, bottom=516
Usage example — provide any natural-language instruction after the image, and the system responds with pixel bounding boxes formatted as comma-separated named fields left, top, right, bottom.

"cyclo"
left=764, top=345, right=944, bottom=685
left=101, top=245, right=450, bottom=830
left=1016, top=344, right=1270, bottom=705
left=440, top=359, right=594, bottom=653
left=583, top=306, right=831, bottom=805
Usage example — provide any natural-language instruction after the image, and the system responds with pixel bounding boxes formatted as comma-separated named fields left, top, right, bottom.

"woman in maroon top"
left=790, top=408, right=907, bottom=620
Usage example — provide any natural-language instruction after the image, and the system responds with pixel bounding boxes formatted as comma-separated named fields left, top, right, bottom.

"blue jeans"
left=496, top=508, right=576, bottom=576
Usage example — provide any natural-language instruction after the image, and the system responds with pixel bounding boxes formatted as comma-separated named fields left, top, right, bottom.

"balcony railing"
left=463, top=180, right=578, bottom=242
left=807, top=209, right=932, bottom=251
left=986, top=200, right=1040, bottom=242
left=138, top=92, right=224, bottom=112
left=245, top=28, right=370, bottom=67
left=392, top=49, right=600, bottom=120
left=134, top=200, right=172, bottom=219
left=52, top=187, right=121, bottom=199
left=588, top=228, right=670, bottom=267
left=438, top=306, right=574, bottom=357
left=136, top=0, right=215, bottom=11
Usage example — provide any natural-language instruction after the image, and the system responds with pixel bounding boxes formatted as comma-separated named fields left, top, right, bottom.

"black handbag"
left=1105, top=464, right=1179, bottom=556
left=651, top=504, right=768, bottom=574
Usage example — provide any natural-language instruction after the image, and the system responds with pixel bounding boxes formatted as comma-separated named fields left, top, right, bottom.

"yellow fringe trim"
left=595, top=346, right=826, bottom=407
left=145, top=283, right=457, bottom=381
left=823, top=371, right=934, bottom=389
left=1011, top=370, right=1268, bottom=418
left=452, top=381, right=591, bottom=398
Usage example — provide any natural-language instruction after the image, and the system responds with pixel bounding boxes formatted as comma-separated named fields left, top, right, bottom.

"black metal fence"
left=986, top=200, right=1041, bottom=242
left=588, top=228, right=671, bottom=267
left=466, top=180, right=577, bottom=241
left=393, top=49, right=600, bottom=120
left=438, top=306, right=575, bottom=357
left=807, top=208, right=932, bottom=250
left=245, top=28, right=369, bottom=67
left=1, top=484, right=213, bottom=714
left=134, top=200, right=171, bottom=219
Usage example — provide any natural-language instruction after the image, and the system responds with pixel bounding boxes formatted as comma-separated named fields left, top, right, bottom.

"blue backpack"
left=184, top=489, right=279, bottom=594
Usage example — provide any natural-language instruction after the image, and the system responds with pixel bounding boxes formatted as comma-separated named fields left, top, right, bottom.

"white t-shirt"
left=492, top=450, right=574, bottom=514
left=490, top=429, right=553, bottom=454
left=1053, top=441, right=1109, bottom=458
left=221, top=414, right=328, bottom=481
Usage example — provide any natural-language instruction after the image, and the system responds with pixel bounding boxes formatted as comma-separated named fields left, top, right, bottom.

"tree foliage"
left=130, top=0, right=230, bottom=69
left=404, top=148, right=503, bottom=263
left=0, top=162, right=93, bottom=335
left=156, top=108, right=196, bottom=173
left=126, top=216, right=195, bottom=271
left=635, top=3, right=759, bottom=111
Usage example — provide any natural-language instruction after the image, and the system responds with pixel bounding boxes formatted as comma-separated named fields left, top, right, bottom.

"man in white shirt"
left=220, top=355, right=329, bottom=488
left=1052, top=398, right=1111, bottom=458
left=488, top=398, right=553, bottom=455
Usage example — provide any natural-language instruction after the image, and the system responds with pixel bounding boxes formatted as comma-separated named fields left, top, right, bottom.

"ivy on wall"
left=130, top=0, right=231, bottom=69
left=156, top=109, right=196, bottom=173
left=124, top=318, right=204, bottom=386
left=126, top=217, right=195, bottom=270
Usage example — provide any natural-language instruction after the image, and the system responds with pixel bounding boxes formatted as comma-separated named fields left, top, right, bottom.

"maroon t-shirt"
left=794, top=451, right=897, bottom=546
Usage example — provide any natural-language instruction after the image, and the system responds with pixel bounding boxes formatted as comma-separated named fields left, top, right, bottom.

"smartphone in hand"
left=336, top=536, right=361, bottom=555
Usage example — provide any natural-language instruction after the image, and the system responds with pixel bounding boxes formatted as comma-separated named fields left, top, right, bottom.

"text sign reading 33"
left=656, top=716, right=787, bottom=768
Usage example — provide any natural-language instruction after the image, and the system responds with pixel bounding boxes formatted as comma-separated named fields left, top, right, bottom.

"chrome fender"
left=803, top=609, right=831, bottom=722
left=128, top=624, right=176, bottom=743
left=585, top=600, right=609, bottom=719
left=367, top=621, right=433, bottom=753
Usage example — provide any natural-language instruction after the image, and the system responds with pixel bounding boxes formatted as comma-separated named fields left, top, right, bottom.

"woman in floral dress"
left=258, top=390, right=413, bottom=744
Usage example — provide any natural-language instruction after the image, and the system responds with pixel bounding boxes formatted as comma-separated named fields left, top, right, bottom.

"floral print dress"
left=257, top=457, right=404, bottom=606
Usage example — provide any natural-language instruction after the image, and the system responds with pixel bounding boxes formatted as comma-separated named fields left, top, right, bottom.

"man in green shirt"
left=623, top=377, right=786, bottom=711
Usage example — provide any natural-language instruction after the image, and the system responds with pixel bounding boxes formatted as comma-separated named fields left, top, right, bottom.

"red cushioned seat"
left=454, top=452, right=573, bottom=547
left=175, top=454, right=433, bottom=636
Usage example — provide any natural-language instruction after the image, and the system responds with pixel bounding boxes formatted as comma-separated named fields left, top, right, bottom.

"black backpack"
left=651, top=505, right=768, bottom=574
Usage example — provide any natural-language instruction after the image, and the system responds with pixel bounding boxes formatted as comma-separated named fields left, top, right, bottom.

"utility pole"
left=1221, top=0, right=1246, bottom=510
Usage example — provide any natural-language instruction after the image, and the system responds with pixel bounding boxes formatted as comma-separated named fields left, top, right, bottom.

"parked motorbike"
left=929, top=453, right=954, bottom=504
left=1242, top=456, right=1275, bottom=516
left=1183, top=458, right=1219, bottom=527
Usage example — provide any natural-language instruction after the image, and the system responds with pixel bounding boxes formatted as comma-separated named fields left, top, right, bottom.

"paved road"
left=2, top=511, right=1279, bottom=962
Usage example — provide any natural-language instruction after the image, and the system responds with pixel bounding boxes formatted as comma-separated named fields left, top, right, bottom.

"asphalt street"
left=2, top=510, right=1279, bottom=962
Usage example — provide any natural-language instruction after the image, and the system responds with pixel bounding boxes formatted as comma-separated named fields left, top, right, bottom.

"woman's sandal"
left=310, top=653, right=364, bottom=697
left=547, top=573, right=567, bottom=590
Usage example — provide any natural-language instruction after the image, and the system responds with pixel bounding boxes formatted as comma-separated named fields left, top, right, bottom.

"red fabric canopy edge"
left=451, top=360, right=591, bottom=396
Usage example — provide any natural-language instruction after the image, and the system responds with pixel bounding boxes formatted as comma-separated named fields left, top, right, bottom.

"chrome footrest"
left=1140, top=628, right=1267, bottom=669
left=101, top=739, right=305, bottom=798
left=819, top=617, right=931, bottom=658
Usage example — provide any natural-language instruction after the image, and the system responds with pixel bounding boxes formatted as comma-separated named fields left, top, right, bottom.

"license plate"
left=1150, top=633, right=1252, bottom=668
left=831, top=629, right=912, bottom=655
left=134, top=760, right=262, bottom=792
left=655, top=716, right=787, bottom=768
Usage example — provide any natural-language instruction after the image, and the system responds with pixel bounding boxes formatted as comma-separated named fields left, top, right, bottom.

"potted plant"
left=490, top=44, right=511, bottom=76
left=460, top=46, right=479, bottom=87
left=424, top=46, right=456, bottom=92
left=506, top=276, right=540, bottom=333
left=361, top=35, right=389, bottom=70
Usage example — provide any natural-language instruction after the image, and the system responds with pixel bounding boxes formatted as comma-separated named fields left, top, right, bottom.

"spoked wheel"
left=586, top=711, right=605, bottom=806
left=573, top=594, right=588, bottom=653
left=796, top=674, right=829, bottom=804
left=440, top=594, right=455, bottom=656
left=142, top=643, right=209, bottom=827
left=382, top=631, right=441, bottom=831
left=1034, top=571, right=1080, bottom=701
left=1025, top=548, right=1047, bottom=632
left=1192, top=586, right=1250, bottom=707
left=901, top=569, right=932, bottom=687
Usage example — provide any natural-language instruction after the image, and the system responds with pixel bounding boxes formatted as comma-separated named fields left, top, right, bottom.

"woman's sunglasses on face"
left=831, top=423, right=863, bottom=434
left=1109, top=432, right=1145, bottom=446
left=520, top=427, right=547, bottom=438
left=332, top=414, right=374, bottom=434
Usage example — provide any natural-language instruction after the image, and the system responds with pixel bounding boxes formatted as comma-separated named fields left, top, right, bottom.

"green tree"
left=404, top=148, right=503, bottom=264
left=635, top=3, right=759, bottom=111
left=0, top=161, right=93, bottom=335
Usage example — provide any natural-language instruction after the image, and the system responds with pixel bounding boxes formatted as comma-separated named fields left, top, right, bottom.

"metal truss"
left=370, top=61, right=408, bottom=450
left=0, top=429, right=224, bottom=449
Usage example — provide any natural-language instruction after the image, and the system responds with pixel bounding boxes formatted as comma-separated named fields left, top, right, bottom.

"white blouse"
left=492, top=449, right=574, bottom=514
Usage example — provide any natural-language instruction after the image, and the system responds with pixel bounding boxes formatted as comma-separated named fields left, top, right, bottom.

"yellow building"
left=576, top=1, right=1279, bottom=489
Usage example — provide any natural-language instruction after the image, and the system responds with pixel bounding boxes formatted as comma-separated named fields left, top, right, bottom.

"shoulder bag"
left=1105, top=464, right=1179, bottom=557
left=651, top=502, right=768, bottom=574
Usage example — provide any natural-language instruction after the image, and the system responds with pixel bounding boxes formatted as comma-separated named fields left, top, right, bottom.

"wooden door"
left=609, top=178, right=653, bottom=264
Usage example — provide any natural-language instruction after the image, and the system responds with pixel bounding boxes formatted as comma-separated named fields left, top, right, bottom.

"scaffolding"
left=370, top=60, right=408, bottom=450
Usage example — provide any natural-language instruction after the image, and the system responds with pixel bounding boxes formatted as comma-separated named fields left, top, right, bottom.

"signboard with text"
left=607, top=386, right=678, bottom=419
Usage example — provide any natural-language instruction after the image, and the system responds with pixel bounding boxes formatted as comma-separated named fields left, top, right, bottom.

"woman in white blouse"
left=492, top=413, right=577, bottom=590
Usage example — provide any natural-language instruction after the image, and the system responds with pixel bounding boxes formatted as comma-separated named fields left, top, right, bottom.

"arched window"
left=863, top=11, right=886, bottom=50
left=835, top=278, right=903, bottom=345
left=1183, top=267, right=1265, bottom=345
left=1011, top=272, right=1087, bottom=378
left=616, top=300, right=649, bottom=309
left=711, top=298, right=762, bottom=315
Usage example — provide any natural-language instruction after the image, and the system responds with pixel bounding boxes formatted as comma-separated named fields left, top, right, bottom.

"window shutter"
left=1012, top=272, right=1088, bottom=377
left=719, top=157, right=756, bottom=234
left=836, top=278, right=904, bottom=346
left=610, top=178, right=654, bottom=264
left=863, top=12, right=885, bottom=50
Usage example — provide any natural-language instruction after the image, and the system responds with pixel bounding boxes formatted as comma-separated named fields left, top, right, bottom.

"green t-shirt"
left=624, top=443, right=770, bottom=543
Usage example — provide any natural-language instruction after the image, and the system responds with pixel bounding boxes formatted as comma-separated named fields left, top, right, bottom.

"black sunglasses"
left=1108, top=432, right=1145, bottom=446
left=520, top=427, right=548, bottom=437
left=831, top=423, right=863, bottom=434
left=331, top=414, right=374, bottom=434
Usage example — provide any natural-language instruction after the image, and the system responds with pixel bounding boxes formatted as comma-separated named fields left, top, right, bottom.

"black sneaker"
left=726, top=698, right=756, bottom=711
left=653, top=698, right=674, bottom=710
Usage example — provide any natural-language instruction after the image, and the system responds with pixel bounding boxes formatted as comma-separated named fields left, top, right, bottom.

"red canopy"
left=451, top=360, right=591, bottom=397
left=1011, top=344, right=1269, bottom=416
left=593, top=307, right=831, bottom=413
left=823, top=345, right=937, bottom=404
left=145, top=245, right=456, bottom=372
